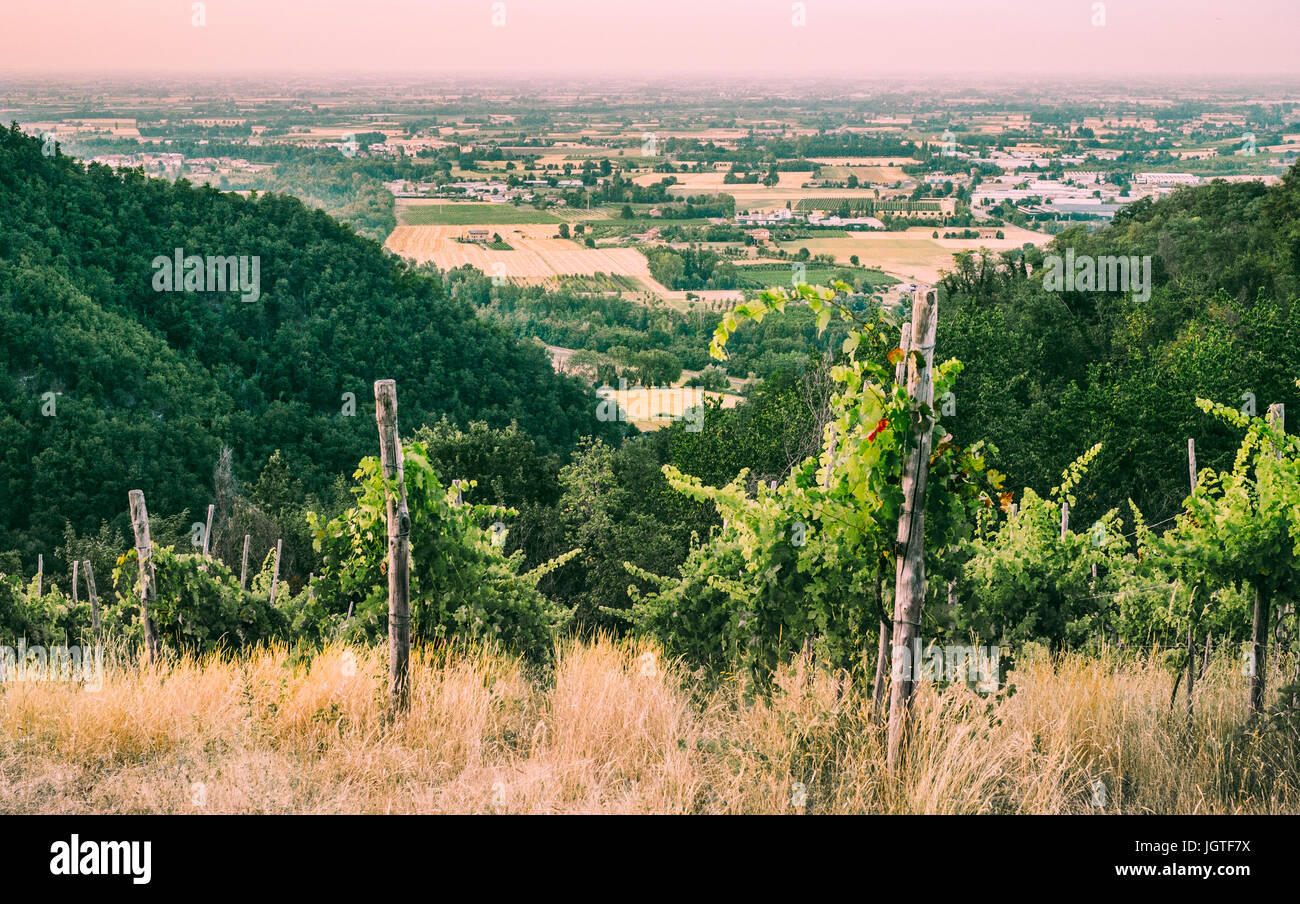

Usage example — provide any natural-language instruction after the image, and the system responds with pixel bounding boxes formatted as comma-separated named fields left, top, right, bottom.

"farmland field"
left=779, top=225, right=1051, bottom=282
left=397, top=201, right=560, bottom=226
left=630, top=171, right=887, bottom=210
left=386, top=223, right=668, bottom=289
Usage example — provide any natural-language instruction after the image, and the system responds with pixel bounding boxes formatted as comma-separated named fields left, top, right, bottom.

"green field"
left=399, top=203, right=560, bottom=226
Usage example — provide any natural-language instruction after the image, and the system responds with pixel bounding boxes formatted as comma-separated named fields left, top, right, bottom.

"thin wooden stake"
left=128, top=490, right=159, bottom=662
left=84, top=560, right=100, bottom=633
left=36, top=554, right=43, bottom=598
left=202, top=503, right=215, bottom=557
left=887, top=288, right=939, bottom=768
left=268, top=539, right=282, bottom=606
left=873, top=319, right=912, bottom=715
left=1187, top=437, right=1198, bottom=492
left=239, top=534, right=251, bottom=591
left=375, top=379, right=412, bottom=713
left=71, top=560, right=80, bottom=606
left=1248, top=404, right=1287, bottom=712
left=1060, top=501, right=1069, bottom=540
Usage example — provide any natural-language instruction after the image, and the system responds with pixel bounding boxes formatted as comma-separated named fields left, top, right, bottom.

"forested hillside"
left=937, top=172, right=1300, bottom=525
left=0, top=124, right=620, bottom=570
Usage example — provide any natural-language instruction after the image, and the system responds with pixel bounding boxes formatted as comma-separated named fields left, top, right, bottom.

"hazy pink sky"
left=2, top=0, right=1297, bottom=77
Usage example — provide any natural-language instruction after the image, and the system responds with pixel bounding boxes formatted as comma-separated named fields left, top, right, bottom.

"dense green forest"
left=937, top=176, right=1300, bottom=526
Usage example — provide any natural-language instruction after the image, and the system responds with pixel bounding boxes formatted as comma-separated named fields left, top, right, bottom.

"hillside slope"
left=0, top=124, right=617, bottom=565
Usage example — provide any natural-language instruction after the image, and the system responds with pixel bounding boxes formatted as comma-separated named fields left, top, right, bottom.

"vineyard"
left=4, top=123, right=1300, bottom=816
left=3, top=280, right=1299, bottom=813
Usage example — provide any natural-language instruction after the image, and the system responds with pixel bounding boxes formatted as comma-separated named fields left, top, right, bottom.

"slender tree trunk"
left=375, top=380, right=412, bottom=714
left=887, top=288, right=939, bottom=768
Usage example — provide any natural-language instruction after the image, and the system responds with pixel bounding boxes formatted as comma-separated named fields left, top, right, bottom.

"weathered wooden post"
left=71, top=560, right=79, bottom=606
left=1060, top=501, right=1069, bottom=540
left=36, top=554, right=43, bottom=598
left=375, top=379, right=412, bottom=713
left=1248, top=404, right=1287, bottom=713
left=873, top=321, right=913, bottom=717
left=128, top=490, right=159, bottom=662
left=886, top=288, right=938, bottom=768
left=239, top=534, right=251, bottom=591
left=202, top=503, right=215, bottom=557
left=84, top=560, right=100, bottom=633
left=1186, top=438, right=1199, bottom=716
left=268, top=539, right=282, bottom=606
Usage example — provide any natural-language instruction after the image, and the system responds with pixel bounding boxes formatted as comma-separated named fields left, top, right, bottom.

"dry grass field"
left=781, top=225, right=1052, bottom=283
left=3, top=638, right=1296, bottom=814
left=595, top=384, right=744, bottom=431
left=386, top=224, right=667, bottom=289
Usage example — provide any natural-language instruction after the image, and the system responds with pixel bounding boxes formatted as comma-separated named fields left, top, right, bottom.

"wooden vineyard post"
left=240, top=534, right=251, bottom=591
left=71, top=560, right=79, bottom=606
left=268, top=539, right=282, bottom=606
left=1185, top=437, right=1198, bottom=716
left=886, top=287, right=938, bottom=768
left=375, top=380, right=412, bottom=714
left=202, top=503, right=214, bottom=557
left=84, top=560, right=100, bottom=633
left=36, top=554, right=43, bottom=598
left=873, top=320, right=912, bottom=718
left=1060, top=501, right=1069, bottom=539
left=128, top=490, right=159, bottom=663
left=1248, top=403, right=1287, bottom=713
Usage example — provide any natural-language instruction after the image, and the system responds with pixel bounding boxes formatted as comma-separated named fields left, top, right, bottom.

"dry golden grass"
left=1, top=637, right=1296, bottom=814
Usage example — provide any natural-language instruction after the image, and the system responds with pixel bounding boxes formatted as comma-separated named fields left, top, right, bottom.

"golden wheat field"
left=2, top=638, right=1296, bottom=815
left=385, top=224, right=665, bottom=287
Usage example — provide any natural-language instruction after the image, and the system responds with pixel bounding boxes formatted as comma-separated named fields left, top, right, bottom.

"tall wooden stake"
left=1249, top=404, right=1287, bottom=713
left=203, top=503, right=215, bottom=557
left=128, top=490, right=159, bottom=663
left=873, top=320, right=913, bottom=717
left=887, top=288, right=938, bottom=768
left=1060, top=501, right=1069, bottom=539
left=268, top=539, right=283, bottom=606
left=84, top=560, right=100, bottom=633
left=71, top=560, right=79, bottom=606
left=240, top=534, right=251, bottom=591
left=1185, top=439, right=1199, bottom=715
left=36, top=554, right=43, bottom=598
left=375, top=379, right=412, bottom=713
